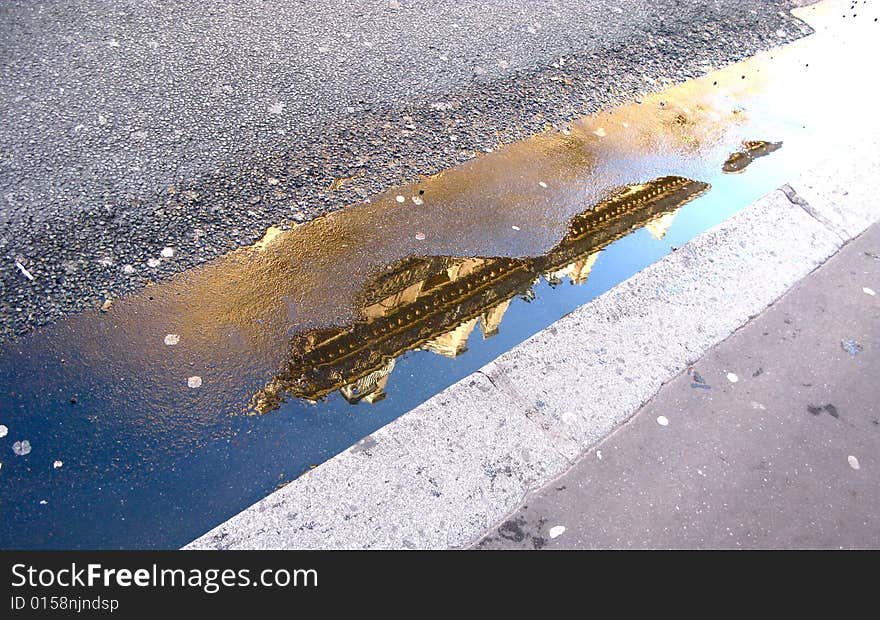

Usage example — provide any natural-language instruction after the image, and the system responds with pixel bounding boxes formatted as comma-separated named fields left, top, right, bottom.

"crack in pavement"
left=781, top=183, right=849, bottom=242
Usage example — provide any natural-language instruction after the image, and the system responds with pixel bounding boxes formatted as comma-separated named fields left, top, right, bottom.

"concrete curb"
left=186, top=136, right=879, bottom=550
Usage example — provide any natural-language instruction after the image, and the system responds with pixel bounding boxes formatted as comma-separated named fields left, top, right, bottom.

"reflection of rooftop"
left=250, top=175, right=709, bottom=413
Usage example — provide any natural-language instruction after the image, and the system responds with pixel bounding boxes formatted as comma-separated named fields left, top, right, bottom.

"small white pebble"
left=53, top=460, right=63, bottom=469
left=538, top=181, right=548, bottom=188
left=656, top=415, right=669, bottom=426
left=122, top=264, right=135, bottom=274
left=726, top=372, right=739, bottom=383
left=12, top=440, right=31, bottom=456
left=596, top=449, right=602, bottom=460
left=39, top=500, right=48, bottom=505
left=750, top=401, right=766, bottom=410
left=411, top=196, right=424, bottom=205
left=160, top=247, right=174, bottom=258
left=0, top=424, right=7, bottom=438
left=863, top=287, right=876, bottom=296
left=593, top=127, right=607, bottom=137
left=848, top=455, right=860, bottom=470
left=147, top=258, right=161, bottom=268
left=164, top=334, right=180, bottom=346
left=511, top=225, right=520, bottom=231
left=395, top=195, right=405, bottom=203
left=549, top=525, right=566, bottom=539
left=415, top=232, right=426, bottom=241
left=187, top=376, right=202, bottom=389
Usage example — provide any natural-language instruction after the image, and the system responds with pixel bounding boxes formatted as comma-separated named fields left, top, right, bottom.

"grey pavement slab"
left=789, top=132, right=880, bottom=240
left=477, top=221, right=880, bottom=549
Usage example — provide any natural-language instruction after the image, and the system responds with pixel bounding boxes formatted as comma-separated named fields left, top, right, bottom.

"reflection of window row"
left=250, top=176, right=709, bottom=414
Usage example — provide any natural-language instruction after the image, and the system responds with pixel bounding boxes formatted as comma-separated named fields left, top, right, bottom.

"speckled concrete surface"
left=0, top=0, right=811, bottom=341
left=477, top=220, right=880, bottom=549
left=789, top=132, right=880, bottom=240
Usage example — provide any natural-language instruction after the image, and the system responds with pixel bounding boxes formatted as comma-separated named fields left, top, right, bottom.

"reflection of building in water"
left=544, top=252, right=600, bottom=286
left=480, top=299, right=510, bottom=338
left=339, top=358, right=395, bottom=404
left=645, top=212, right=676, bottom=240
left=423, top=317, right=478, bottom=358
left=250, top=176, right=709, bottom=413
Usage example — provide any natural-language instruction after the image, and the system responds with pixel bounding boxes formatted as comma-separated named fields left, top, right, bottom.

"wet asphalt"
left=477, top=220, right=880, bottom=550
left=0, top=0, right=812, bottom=341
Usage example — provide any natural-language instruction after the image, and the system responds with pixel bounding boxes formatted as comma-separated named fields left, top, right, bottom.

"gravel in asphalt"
left=477, top=219, right=880, bottom=549
left=0, top=0, right=812, bottom=340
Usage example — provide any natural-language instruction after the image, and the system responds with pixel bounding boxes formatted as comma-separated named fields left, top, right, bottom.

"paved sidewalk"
left=477, top=221, right=880, bottom=550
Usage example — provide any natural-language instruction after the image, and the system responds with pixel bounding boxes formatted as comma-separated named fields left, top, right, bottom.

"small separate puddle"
left=0, top=2, right=873, bottom=549
left=722, top=140, right=783, bottom=173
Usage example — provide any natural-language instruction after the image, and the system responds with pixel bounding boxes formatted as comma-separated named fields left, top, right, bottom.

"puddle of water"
left=0, top=167, right=776, bottom=550
left=252, top=176, right=711, bottom=412
left=1, top=1, right=878, bottom=548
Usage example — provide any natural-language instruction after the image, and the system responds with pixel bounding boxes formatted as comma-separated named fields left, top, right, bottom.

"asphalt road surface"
left=0, top=0, right=811, bottom=341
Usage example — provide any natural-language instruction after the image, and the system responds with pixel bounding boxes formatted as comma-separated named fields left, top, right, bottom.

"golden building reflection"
left=251, top=175, right=709, bottom=414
